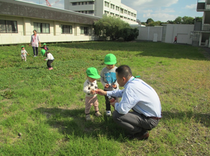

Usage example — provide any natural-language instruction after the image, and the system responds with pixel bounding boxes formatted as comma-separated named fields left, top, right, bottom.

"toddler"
left=100, top=54, right=119, bottom=116
left=21, top=45, right=28, bottom=61
left=41, top=49, right=54, bottom=70
left=83, top=67, right=102, bottom=121
left=41, top=43, right=49, bottom=52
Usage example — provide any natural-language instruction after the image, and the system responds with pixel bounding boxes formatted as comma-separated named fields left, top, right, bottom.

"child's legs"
left=24, top=56, right=26, bottom=61
left=85, top=96, right=93, bottom=114
left=92, top=96, right=99, bottom=112
left=47, top=60, right=53, bottom=68
left=32, top=47, right=36, bottom=55
left=105, top=95, right=111, bottom=111
left=35, top=47, right=38, bottom=56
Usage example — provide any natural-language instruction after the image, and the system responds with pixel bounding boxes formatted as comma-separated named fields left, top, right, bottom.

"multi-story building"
left=192, top=0, right=210, bottom=48
left=64, top=0, right=137, bottom=24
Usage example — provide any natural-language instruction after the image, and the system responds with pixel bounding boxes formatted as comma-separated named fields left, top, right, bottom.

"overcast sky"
left=19, top=0, right=203, bottom=22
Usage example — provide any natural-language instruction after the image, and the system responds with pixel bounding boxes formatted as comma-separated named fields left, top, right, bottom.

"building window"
left=80, top=26, right=88, bottom=35
left=89, top=1, right=94, bottom=4
left=34, top=22, right=50, bottom=33
left=72, top=2, right=77, bottom=5
left=124, top=10, right=127, bottom=14
left=62, top=25, right=72, bottom=34
left=89, top=10, right=94, bottom=14
left=120, top=8, right=123, bottom=13
left=0, top=20, right=18, bottom=33
left=104, top=11, right=109, bottom=14
left=116, top=6, right=119, bottom=11
left=105, top=2, right=109, bottom=7
left=111, top=4, right=115, bottom=9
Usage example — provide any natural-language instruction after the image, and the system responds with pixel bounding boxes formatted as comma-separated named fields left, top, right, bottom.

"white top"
left=30, top=34, right=40, bottom=47
left=45, top=53, right=54, bottom=60
left=21, top=49, right=28, bottom=57
left=83, top=79, right=98, bottom=97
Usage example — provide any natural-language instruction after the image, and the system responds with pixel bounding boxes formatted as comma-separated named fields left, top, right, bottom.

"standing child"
left=41, top=43, right=49, bottom=52
left=41, top=49, right=54, bottom=70
left=21, top=45, right=29, bottom=61
left=83, top=67, right=102, bottom=121
left=100, top=53, right=119, bottom=116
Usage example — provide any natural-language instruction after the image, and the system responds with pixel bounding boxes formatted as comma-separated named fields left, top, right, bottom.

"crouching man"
left=96, top=65, right=162, bottom=140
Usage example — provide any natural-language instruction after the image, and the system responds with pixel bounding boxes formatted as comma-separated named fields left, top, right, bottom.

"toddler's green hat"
left=43, top=43, right=46, bottom=45
left=21, top=45, right=24, bottom=48
left=86, top=67, right=101, bottom=79
left=104, top=53, right=117, bottom=65
left=41, top=49, right=46, bottom=56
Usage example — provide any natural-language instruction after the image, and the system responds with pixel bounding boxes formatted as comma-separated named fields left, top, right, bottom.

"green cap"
left=41, top=49, right=46, bottom=56
left=21, top=45, right=24, bottom=48
left=43, top=43, right=46, bottom=46
left=86, top=67, right=101, bottom=79
left=104, top=53, right=117, bottom=65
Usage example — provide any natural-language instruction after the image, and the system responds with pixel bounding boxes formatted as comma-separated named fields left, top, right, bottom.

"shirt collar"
left=124, top=76, right=135, bottom=88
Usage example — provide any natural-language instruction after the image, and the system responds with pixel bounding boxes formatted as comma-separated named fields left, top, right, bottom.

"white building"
left=64, top=0, right=137, bottom=24
left=134, top=24, right=194, bottom=45
left=192, top=0, right=210, bottom=48
left=0, top=0, right=100, bottom=45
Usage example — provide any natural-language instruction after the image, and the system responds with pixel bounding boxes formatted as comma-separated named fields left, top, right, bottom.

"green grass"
left=0, top=41, right=209, bottom=156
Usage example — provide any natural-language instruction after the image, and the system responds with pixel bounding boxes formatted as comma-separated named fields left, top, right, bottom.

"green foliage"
left=93, top=15, right=131, bottom=41
left=121, top=28, right=139, bottom=41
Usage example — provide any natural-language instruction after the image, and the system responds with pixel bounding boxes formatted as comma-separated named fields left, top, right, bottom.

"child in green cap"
left=41, top=43, right=49, bottom=52
left=83, top=67, right=102, bottom=121
left=21, top=45, right=29, bottom=61
left=100, top=53, right=119, bottom=116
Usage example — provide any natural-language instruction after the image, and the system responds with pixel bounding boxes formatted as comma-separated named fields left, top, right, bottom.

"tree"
left=146, top=18, right=154, bottom=24
left=174, top=16, right=182, bottom=24
left=182, top=16, right=194, bottom=24
left=93, top=15, right=138, bottom=41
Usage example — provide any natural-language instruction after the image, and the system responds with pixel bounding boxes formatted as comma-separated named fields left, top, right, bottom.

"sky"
left=19, top=0, right=203, bottom=22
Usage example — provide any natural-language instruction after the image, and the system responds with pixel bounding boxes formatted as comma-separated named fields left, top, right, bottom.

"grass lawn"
left=0, top=41, right=209, bottom=156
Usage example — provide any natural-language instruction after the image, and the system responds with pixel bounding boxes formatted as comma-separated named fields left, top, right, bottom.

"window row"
left=72, top=1, right=94, bottom=6
left=104, top=1, right=136, bottom=17
left=104, top=12, right=136, bottom=22
left=0, top=20, right=89, bottom=35
left=76, top=10, right=94, bottom=14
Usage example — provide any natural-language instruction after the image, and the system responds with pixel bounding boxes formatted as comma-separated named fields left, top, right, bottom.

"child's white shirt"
left=21, top=49, right=28, bottom=57
left=45, top=53, right=54, bottom=60
left=83, top=79, right=98, bottom=97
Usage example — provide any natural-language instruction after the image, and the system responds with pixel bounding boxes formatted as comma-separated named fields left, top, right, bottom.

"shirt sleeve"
left=114, top=88, right=138, bottom=114
left=83, top=81, right=90, bottom=94
left=107, top=89, right=124, bottom=97
left=100, top=69, right=106, bottom=87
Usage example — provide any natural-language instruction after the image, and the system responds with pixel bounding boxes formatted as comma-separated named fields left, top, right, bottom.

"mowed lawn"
left=0, top=41, right=209, bottom=156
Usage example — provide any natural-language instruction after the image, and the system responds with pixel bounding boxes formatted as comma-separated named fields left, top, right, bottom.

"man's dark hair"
left=116, top=65, right=132, bottom=79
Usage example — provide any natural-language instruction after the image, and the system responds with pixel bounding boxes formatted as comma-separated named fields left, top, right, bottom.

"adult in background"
left=30, top=30, right=41, bottom=57
left=96, top=65, right=162, bottom=140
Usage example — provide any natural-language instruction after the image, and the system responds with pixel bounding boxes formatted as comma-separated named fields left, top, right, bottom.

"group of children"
left=21, top=43, right=54, bottom=70
left=21, top=44, right=117, bottom=121
left=83, top=54, right=119, bottom=121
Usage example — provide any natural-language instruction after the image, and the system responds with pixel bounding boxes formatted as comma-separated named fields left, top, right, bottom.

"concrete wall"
left=136, top=26, right=163, bottom=42
left=136, top=24, right=194, bottom=45
left=164, top=24, right=194, bottom=44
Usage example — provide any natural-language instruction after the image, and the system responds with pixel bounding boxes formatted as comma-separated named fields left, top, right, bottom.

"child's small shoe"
left=106, top=110, right=112, bottom=116
left=95, top=111, right=102, bottom=117
left=86, top=114, right=91, bottom=121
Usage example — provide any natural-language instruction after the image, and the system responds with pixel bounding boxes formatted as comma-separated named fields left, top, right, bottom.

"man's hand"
left=110, top=99, right=116, bottom=107
left=105, top=84, right=109, bottom=88
left=112, top=84, right=117, bottom=89
left=90, top=90, right=95, bottom=95
left=95, top=89, right=107, bottom=96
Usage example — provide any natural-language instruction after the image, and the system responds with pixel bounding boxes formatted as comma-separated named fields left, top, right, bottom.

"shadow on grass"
left=53, top=41, right=208, bottom=61
left=162, top=111, right=210, bottom=127
left=36, top=107, right=127, bottom=142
